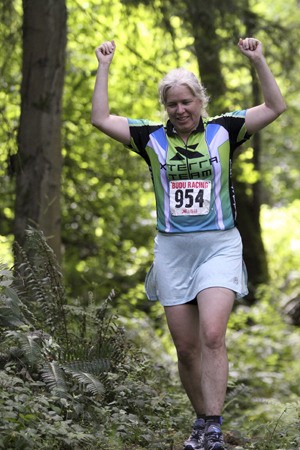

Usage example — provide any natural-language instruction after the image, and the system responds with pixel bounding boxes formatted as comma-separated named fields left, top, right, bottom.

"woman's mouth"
left=177, top=116, right=189, bottom=123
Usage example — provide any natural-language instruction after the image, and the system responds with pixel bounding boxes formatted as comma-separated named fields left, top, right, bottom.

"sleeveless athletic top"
left=126, top=110, right=251, bottom=233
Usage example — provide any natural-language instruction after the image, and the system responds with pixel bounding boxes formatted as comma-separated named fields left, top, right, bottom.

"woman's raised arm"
left=238, top=37, right=286, bottom=135
left=91, top=40, right=131, bottom=145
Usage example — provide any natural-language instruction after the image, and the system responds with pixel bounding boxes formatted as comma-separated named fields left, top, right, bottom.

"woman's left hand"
left=238, top=37, right=262, bottom=59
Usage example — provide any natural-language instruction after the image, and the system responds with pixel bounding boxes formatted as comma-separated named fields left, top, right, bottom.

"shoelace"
left=206, top=431, right=223, bottom=442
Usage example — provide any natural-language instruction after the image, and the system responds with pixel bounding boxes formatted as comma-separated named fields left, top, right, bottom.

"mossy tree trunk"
left=14, top=0, right=67, bottom=261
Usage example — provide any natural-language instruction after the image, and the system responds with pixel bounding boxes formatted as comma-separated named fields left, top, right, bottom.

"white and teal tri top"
left=126, top=110, right=251, bottom=233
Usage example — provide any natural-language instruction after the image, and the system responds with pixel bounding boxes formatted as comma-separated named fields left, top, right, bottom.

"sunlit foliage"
left=0, top=1, right=300, bottom=446
left=1, top=0, right=299, bottom=302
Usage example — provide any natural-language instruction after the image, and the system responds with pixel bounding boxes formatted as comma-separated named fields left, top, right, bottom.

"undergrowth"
left=1, top=228, right=300, bottom=449
left=224, top=284, right=300, bottom=449
left=0, top=228, right=189, bottom=449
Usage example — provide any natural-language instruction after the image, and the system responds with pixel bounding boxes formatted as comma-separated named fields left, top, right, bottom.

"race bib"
left=169, top=180, right=211, bottom=216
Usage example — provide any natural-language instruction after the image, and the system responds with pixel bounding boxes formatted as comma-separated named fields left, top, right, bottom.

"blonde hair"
left=158, top=68, right=210, bottom=117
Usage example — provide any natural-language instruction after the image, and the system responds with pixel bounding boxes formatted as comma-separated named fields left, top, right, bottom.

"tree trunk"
left=234, top=69, right=269, bottom=299
left=234, top=3, right=269, bottom=300
left=14, top=0, right=67, bottom=261
left=185, top=0, right=226, bottom=109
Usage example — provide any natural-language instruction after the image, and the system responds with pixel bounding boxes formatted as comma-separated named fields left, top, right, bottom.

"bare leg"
left=197, top=287, right=235, bottom=415
left=164, top=303, right=205, bottom=416
left=164, top=288, right=234, bottom=417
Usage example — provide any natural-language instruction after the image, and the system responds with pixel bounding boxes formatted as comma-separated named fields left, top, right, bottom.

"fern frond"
left=13, top=228, right=69, bottom=348
left=66, top=369, right=105, bottom=396
left=5, top=329, right=43, bottom=367
left=63, top=358, right=110, bottom=376
left=6, top=286, right=36, bottom=324
left=0, top=265, right=28, bottom=328
left=0, top=305, right=25, bottom=328
left=24, top=334, right=43, bottom=366
left=41, top=360, right=67, bottom=396
left=15, top=252, right=55, bottom=321
left=0, top=282, right=35, bottom=328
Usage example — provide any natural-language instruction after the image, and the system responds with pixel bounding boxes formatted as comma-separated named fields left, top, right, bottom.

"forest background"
left=0, top=0, right=300, bottom=449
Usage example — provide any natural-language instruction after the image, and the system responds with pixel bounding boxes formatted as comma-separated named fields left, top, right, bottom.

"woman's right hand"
left=95, top=40, right=116, bottom=64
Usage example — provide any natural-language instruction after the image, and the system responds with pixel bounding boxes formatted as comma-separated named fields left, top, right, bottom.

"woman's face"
left=165, top=85, right=202, bottom=139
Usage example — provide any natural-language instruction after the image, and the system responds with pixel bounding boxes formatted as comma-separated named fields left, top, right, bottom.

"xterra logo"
left=161, top=142, right=219, bottom=180
left=170, top=144, right=205, bottom=160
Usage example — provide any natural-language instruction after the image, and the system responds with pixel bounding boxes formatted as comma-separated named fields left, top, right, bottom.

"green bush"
left=1, top=226, right=300, bottom=449
left=0, top=229, right=189, bottom=449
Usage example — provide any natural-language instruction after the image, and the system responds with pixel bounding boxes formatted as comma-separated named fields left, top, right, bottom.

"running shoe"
left=204, top=424, right=226, bottom=450
left=183, top=418, right=205, bottom=450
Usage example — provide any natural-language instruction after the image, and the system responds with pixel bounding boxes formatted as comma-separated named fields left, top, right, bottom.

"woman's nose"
left=176, top=103, right=185, bottom=113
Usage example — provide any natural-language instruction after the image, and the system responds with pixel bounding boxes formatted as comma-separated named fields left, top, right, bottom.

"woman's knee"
left=201, top=327, right=226, bottom=350
left=176, top=341, right=201, bottom=366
